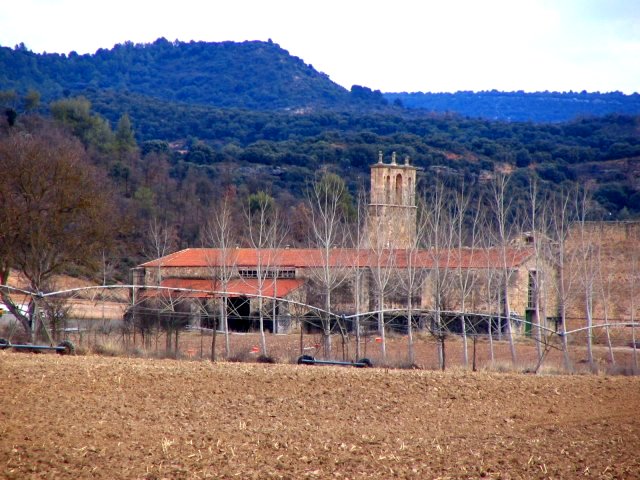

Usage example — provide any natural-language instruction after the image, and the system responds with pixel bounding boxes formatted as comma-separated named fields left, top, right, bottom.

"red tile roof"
left=141, top=247, right=533, bottom=270
left=149, top=278, right=304, bottom=299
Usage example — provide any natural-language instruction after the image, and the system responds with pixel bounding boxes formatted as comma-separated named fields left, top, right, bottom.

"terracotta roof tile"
left=141, top=247, right=533, bottom=270
left=149, top=278, right=304, bottom=299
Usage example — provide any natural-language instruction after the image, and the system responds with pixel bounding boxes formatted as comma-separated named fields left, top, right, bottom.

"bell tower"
left=368, top=151, right=418, bottom=249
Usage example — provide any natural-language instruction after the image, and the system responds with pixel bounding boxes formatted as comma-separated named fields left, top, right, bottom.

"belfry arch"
left=395, top=173, right=403, bottom=204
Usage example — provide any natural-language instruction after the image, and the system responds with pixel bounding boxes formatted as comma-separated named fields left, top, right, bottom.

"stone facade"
left=367, top=152, right=418, bottom=249
left=563, top=221, right=640, bottom=333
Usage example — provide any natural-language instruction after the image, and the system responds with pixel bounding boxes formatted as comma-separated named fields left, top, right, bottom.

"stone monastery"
left=133, top=153, right=639, bottom=338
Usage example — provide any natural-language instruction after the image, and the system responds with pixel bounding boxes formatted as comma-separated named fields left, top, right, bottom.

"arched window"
left=395, top=173, right=403, bottom=204
left=407, top=176, right=413, bottom=204
left=385, top=175, right=391, bottom=203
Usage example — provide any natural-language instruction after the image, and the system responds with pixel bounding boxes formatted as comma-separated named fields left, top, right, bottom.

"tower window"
left=385, top=175, right=391, bottom=203
left=395, top=173, right=403, bottom=204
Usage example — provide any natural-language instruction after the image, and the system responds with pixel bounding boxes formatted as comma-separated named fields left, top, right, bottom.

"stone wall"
left=563, top=221, right=640, bottom=332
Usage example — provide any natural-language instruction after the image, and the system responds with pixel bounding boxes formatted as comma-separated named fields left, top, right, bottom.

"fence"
left=1, top=284, right=638, bottom=374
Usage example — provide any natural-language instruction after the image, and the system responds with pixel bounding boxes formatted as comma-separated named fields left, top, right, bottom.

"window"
left=395, top=173, right=403, bottom=204
left=385, top=175, right=391, bottom=203
left=238, top=268, right=295, bottom=279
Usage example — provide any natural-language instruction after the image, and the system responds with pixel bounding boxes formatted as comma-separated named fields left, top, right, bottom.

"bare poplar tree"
left=423, top=177, right=455, bottom=370
left=480, top=224, right=498, bottom=363
left=349, top=186, right=369, bottom=360
left=630, top=254, right=639, bottom=371
left=596, top=244, right=616, bottom=365
left=548, top=186, right=578, bottom=371
left=490, top=172, right=520, bottom=365
left=245, top=192, right=285, bottom=356
left=452, top=181, right=481, bottom=367
left=205, top=194, right=238, bottom=360
left=367, top=214, right=397, bottom=363
left=575, top=186, right=597, bottom=371
left=525, top=174, right=555, bottom=363
left=397, top=196, right=428, bottom=365
left=145, top=217, right=177, bottom=353
left=307, top=172, right=352, bottom=358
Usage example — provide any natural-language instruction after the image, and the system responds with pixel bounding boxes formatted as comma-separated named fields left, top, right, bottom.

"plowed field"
left=1, top=352, right=639, bottom=479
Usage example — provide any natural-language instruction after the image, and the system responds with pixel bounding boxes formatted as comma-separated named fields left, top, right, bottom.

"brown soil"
left=1, top=352, right=639, bottom=479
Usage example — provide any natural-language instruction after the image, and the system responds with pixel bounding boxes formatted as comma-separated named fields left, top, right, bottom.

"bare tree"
left=396, top=196, right=429, bottom=365
left=490, top=172, right=521, bottom=365
left=548, top=186, right=578, bottom=371
left=526, top=175, right=544, bottom=361
left=452, top=181, right=481, bottom=367
left=245, top=192, right=286, bottom=356
left=596, top=243, right=616, bottom=366
left=575, top=186, right=598, bottom=371
left=480, top=224, right=499, bottom=363
left=306, top=172, right=352, bottom=358
left=144, top=217, right=179, bottom=353
left=422, top=177, right=456, bottom=370
left=349, top=186, right=369, bottom=360
left=205, top=194, right=238, bottom=360
left=367, top=213, right=397, bottom=363
left=630, top=254, right=639, bottom=371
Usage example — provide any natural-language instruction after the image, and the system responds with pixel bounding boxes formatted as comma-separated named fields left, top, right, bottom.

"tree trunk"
left=559, top=301, right=572, bottom=371
left=210, top=315, right=218, bottom=362
left=585, top=287, right=595, bottom=371
left=222, top=296, right=230, bottom=358
left=632, top=324, right=638, bottom=372
left=488, top=317, right=495, bottom=363
left=378, top=294, right=386, bottom=362
left=535, top=292, right=542, bottom=362
left=472, top=336, right=477, bottom=372
left=460, top=309, right=468, bottom=368
left=165, top=327, right=172, bottom=353
left=259, top=297, right=267, bottom=356
left=355, top=316, right=361, bottom=360
left=407, top=310, right=415, bottom=365
left=503, top=280, right=517, bottom=365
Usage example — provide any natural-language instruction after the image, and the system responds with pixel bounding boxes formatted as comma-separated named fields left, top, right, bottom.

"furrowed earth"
left=1, top=352, right=639, bottom=479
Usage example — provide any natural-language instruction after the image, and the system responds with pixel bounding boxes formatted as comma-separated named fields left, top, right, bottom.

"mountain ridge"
left=2, top=39, right=639, bottom=122
left=0, top=38, right=388, bottom=112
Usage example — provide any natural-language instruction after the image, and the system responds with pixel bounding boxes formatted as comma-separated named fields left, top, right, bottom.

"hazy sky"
left=1, top=0, right=638, bottom=93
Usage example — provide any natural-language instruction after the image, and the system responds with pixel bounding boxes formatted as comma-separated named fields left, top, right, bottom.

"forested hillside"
left=0, top=39, right=387, bottom=111
left=2, top=39, right=638, bottom=121
left=386, top=90, right=640, bottom=123
left=1, top=39, right=639, bottom=280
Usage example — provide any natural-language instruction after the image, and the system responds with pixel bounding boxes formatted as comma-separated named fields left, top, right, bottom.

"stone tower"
left=368, top=151, right=418, bottom=249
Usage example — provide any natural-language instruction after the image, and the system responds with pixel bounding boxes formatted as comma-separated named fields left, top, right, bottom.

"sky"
left=1, top=0, right=638, bottom=94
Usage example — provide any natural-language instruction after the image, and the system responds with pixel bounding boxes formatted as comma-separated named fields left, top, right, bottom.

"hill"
left=0, top=39, right=388, bottom=112
left=3, top=39, right=639, bottom=122
left=385, top=90, right=640, bottom=123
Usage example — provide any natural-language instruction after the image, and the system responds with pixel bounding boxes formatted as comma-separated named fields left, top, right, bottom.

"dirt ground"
left=172, top=330, right=638, bottom=375
left=1, top=352, right=639, bottom=479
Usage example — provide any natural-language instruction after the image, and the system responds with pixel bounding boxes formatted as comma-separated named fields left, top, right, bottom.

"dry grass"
left=4, top=321, right=638, bottom=375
